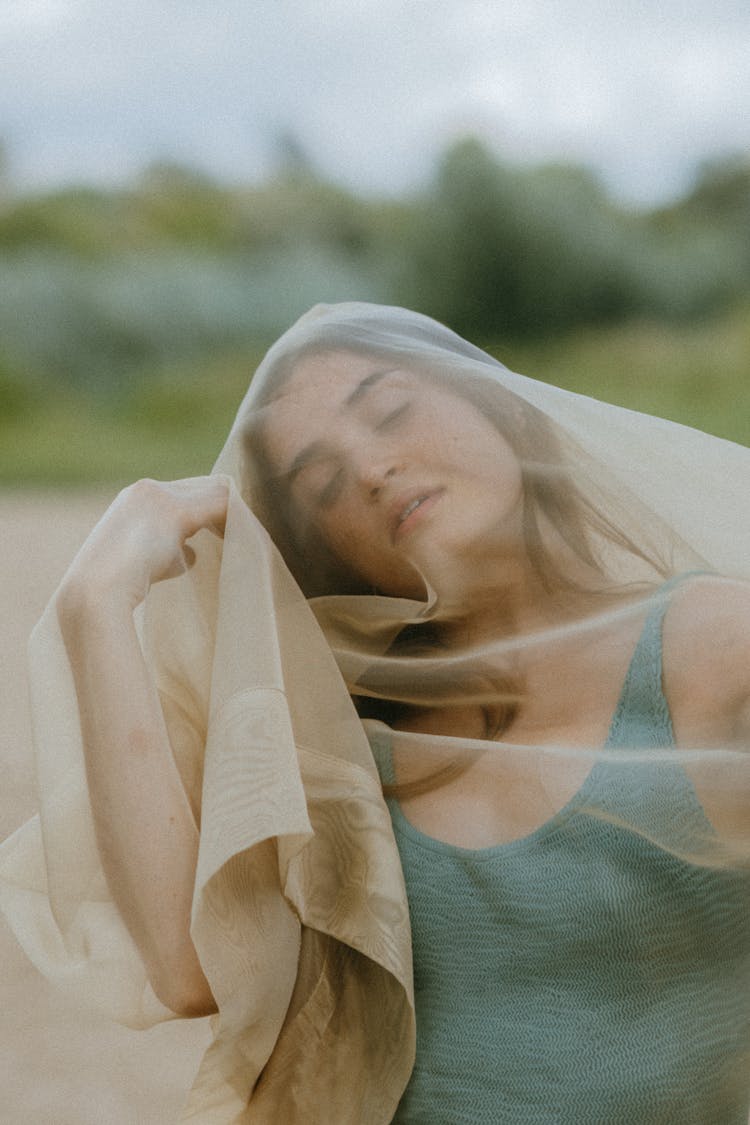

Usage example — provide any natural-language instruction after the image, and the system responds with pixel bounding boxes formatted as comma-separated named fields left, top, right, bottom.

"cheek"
left=316, top=503, right=419, bottom=591
left=319, top=505, right=384, bottom=568
left=482, top=433, right=523, bottom=491
left=301, top=493, right=363, bottom=557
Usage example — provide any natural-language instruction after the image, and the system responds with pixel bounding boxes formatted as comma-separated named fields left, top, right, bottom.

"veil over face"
left=2, top=302, right=749, bottom=1122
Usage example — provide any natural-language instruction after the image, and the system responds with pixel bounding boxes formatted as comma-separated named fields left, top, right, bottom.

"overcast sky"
left=1, top=0, right=748, bottom=206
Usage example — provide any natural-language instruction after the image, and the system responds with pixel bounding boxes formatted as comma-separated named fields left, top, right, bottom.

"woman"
left=2, top=303, right=749, bottom=1123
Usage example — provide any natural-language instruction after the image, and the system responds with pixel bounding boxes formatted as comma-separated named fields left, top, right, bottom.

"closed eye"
left=317, top=467, right=345, bottom=508
left=288, top=451, right=344, bottom=509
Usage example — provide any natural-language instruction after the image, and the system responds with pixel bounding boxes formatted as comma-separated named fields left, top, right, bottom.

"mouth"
left=390, top=489, right=444, bottom=542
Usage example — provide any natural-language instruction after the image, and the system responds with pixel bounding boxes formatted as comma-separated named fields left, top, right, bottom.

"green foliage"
left=0, top=354, right=39, bottom=421
left=0, top=188, right=122, bottom=256
left=677, top=156, right=750, bottom=228
left=396, top=138, right=748, bottom=340
left=0, top=354, right=251, bottom=485
left=0, top=244, right=389, bottom=394
left=495, top=302, right=750, bottom=447
left=1, top=134, right=749, bottom=480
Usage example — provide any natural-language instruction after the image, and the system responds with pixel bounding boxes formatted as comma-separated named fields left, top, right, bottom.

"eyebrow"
left=343, top=367, right=394, bottom=406
left=287, top=439, right=327, bottom=482
left=285, top=367, right=397, bottom=480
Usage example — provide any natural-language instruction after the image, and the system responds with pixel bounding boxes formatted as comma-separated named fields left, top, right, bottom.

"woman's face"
left=261, top=350, right=525, bottom=599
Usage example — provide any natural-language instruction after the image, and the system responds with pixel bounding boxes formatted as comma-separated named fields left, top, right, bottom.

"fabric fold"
left=1, top=478, right=415, bottom=1121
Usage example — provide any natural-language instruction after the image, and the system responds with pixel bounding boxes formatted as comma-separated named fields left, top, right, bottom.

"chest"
left=391, top=618, right=651, bottom=848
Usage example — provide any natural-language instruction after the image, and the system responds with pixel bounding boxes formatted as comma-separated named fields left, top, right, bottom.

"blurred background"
left=1, top=2, right=749, bottom=1121
left=1, top=0, right=750, bottom=484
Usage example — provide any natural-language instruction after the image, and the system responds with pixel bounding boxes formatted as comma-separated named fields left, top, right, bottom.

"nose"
left=350, top=447, right=399, bottom=498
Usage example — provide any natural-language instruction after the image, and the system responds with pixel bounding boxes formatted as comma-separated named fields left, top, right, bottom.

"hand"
left=59, top=476, right=229, bottom=614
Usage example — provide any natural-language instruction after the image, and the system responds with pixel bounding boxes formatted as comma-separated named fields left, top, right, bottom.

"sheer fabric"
left=1, top=302, right=749, bottom=1122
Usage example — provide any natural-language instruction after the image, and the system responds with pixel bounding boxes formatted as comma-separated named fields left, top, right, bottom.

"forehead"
left=262, top=350, right=404, bottom=426
left=258, top=349, right=418, bottom=470
left=280, top=350, right=398, bottom=400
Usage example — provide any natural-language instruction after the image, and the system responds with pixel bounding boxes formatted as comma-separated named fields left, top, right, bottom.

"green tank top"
left=368, top=580, right=750, bottom=1124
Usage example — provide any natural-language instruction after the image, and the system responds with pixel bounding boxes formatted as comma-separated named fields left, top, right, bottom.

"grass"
left=495, top=303, right=750, bottom=446
left=0, top=352, right=259, bottom=486
left=4, top=306, right=749, bottom=486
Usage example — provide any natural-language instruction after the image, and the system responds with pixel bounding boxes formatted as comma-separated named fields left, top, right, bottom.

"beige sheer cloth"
left=1, top=302, right=749, bottom=1122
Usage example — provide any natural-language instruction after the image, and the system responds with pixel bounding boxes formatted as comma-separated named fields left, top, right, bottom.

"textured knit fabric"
left=368, top=583, right=750, bottom=1124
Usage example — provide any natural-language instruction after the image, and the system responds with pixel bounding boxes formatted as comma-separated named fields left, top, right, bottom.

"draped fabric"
left=1, top=302, right=749, bottom=1122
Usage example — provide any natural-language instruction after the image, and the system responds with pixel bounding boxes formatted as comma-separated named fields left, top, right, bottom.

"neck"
left=424, top=538, right=609, bottom=650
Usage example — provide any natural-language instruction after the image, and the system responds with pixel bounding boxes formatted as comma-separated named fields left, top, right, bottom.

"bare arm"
left=57, top=477, right=229, bottom=1017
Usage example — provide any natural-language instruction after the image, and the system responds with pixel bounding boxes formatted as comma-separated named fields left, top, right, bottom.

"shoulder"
left=661, top=573, right=750, bottom=742
left=663, top=573, right=750, bottom=665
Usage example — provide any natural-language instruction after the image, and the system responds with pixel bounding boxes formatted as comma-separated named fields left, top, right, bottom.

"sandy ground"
left=0, top=491, right=211, bottom=1125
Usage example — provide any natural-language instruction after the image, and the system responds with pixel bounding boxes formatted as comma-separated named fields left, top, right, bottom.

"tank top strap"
left=605, top=571, right=706, bottom=749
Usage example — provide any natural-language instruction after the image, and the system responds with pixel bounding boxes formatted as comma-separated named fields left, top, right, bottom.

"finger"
left=171, top=477, right=229, bottom=539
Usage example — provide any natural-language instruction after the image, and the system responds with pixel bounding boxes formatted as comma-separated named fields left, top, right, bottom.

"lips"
left=389, top=488, right=444, bottom=542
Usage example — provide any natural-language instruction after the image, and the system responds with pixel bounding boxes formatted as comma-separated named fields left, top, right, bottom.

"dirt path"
left=0, top=491, right=210, bottom=1125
